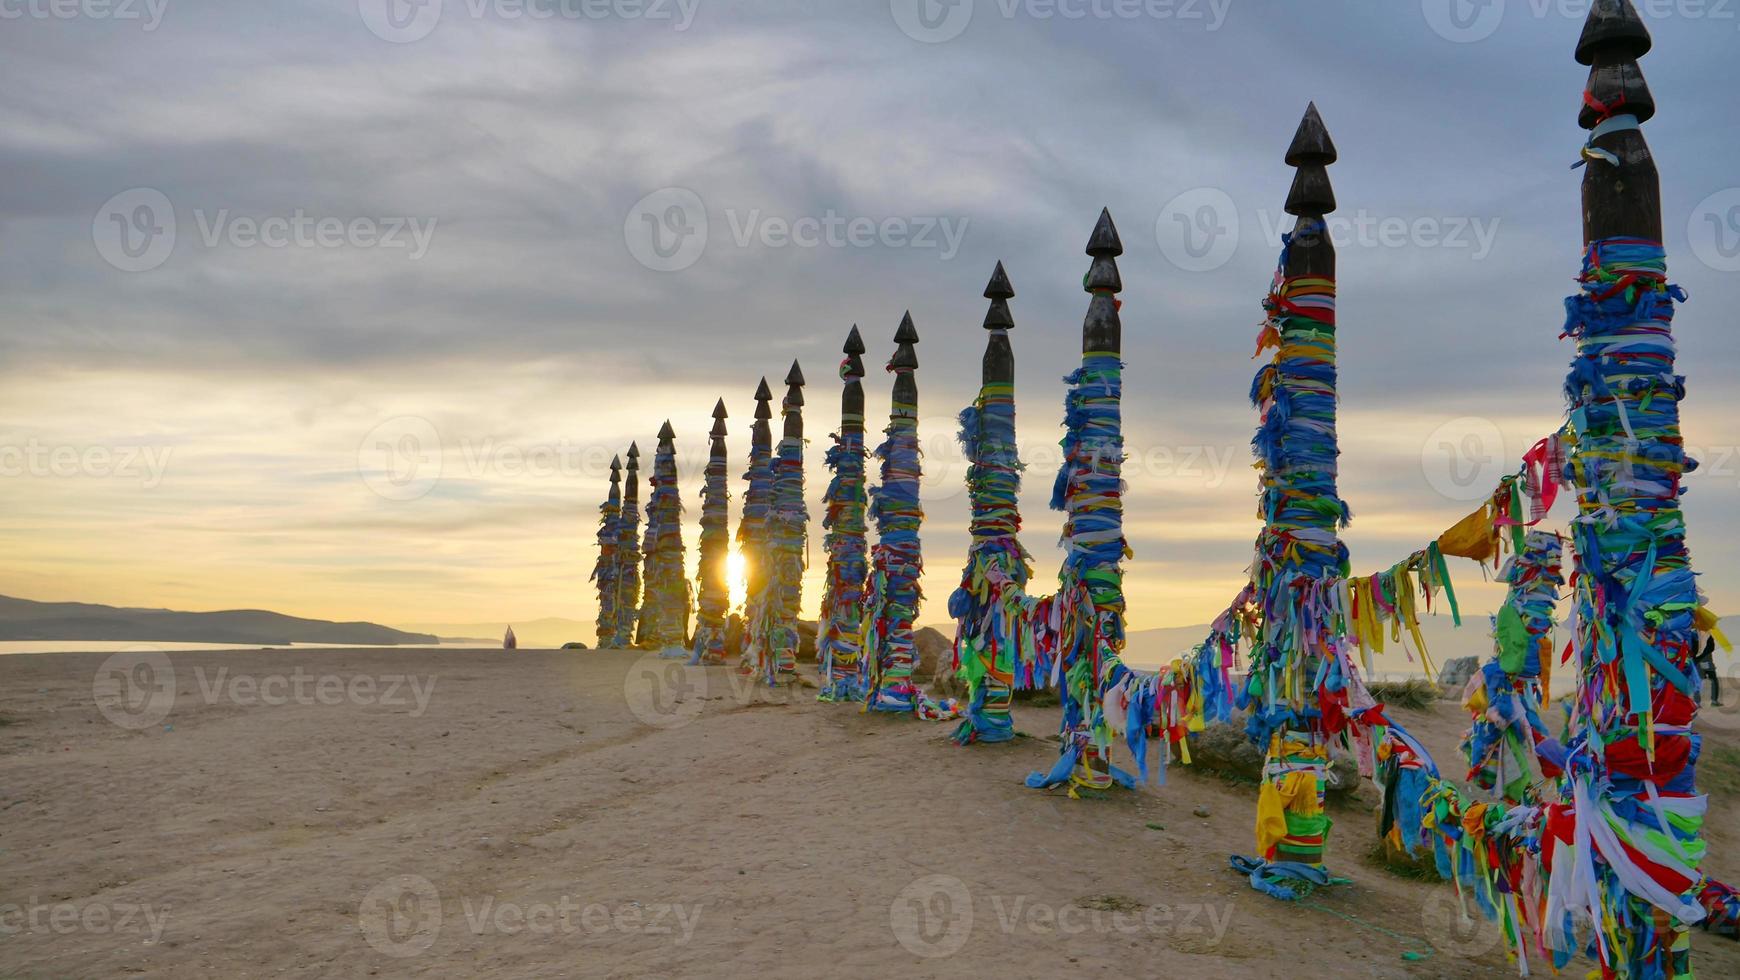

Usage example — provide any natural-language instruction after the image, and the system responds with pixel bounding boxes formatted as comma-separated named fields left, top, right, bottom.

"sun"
left=726, top=548, right=748, bottom=611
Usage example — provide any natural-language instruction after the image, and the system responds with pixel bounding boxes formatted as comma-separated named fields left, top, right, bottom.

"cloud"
left=1, top=3, right=1735, bottom=628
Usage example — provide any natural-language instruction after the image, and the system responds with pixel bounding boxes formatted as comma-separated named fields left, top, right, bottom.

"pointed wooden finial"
left=844, top=325, right=866, bottom=355
left=1576, top=0, right=1651, bottom=66
left=658, top=420, right=675, bottom=441
left=610, top=454, right=621, bottom=473
left=983, top=261, right=1015, bottom=332
left=982, top=261, right=1016, bottom=382
left=712, top=398, right=728, bottom=419
left=1285, top=103, right=1337, bottom=217
left=785, top=360, right=805, bottom=388
left=1082, top=211, right=1123, bottom=354
left=754, top=379, right=773, bottom=420
left=627, top=442, right=640, bottom=462
left=1086, top=207, right=1123, bottom=257
left=894, top=310, right=920, bottom=345
left=1284, top=102, right=1338, bottom=166
left=1578, top=0, right=1659, bottom=243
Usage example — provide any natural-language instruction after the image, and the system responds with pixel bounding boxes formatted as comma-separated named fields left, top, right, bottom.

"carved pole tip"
left=844, top=325, right=866, bottom=355
left=1086, top=208, right=1123, bottom=256
left=1576, top=0, right=1651, bottom=66
left=894, top=311, right=920, bottom=345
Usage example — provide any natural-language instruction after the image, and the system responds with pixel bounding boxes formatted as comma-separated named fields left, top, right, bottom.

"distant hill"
left=0, top=594, right=437, bottom=646
left=395, top=617, right=591, bottom=649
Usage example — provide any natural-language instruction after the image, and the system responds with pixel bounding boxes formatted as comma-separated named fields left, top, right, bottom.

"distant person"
left=1693, top=632, right=1719, bottom=706
left=503, top=625, right=518, bottom=650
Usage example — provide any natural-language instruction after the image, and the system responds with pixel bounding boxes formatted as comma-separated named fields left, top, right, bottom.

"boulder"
left=913, top=627, right=953, bottom=685
left=1437, top=655, right=1480, bottom=690
left=560, top=641, right=588, bottom=650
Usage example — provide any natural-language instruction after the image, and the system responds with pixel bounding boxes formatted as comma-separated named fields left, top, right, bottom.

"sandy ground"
left=1, top=647, right=1736, bottom=979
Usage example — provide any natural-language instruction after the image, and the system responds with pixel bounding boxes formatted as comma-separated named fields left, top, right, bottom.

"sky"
left=0, top=0, right=1736, bottom=636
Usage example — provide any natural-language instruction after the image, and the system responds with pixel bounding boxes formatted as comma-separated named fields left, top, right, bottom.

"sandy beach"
left=2, top=647, right=1736, bottom=979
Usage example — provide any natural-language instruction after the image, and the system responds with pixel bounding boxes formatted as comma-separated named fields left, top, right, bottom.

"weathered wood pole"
left=1025, top=210, right=1133, bottom=795
left=1561, top=3, right=1708, bottom=974
left=638, top=420, right=690, bottom=652
left=865, top=313, right=934, bottom=715
left=739, top=379, right=776, bottom=674
left=690, top=400, right=732, bottom=665
left=611, top=442, right=642, bottom=648
left=592, top=454, right=622, bottom=648
left=818, top=326, right=871, bottom=701
left=763, top=361, right=808, bottom=683
left=950, top=261, right=1033, bottom=745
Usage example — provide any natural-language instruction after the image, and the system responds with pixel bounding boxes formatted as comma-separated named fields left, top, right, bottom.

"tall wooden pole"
left=866, top=313, right=935, bottom=715
left=639, top=420, right=689, bottom=652
left=739, top=379, right=776, bottom=674
left=612, top=442, right=643, bottom=648
left=764, top=361, right=808, bottom=684
left=951, top=262, right=1033, bottom=744
left=1026, top=210, right=1133, bottom=795
left=691, top=400, right=732, bottom=664
left=819, top=327, right=871, bottom=701
left=1561, top=3, right=1707, bottom=975
left=1230, top=105, right=1353, bottom=888
left=593, top=455, right=623, bottom=648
